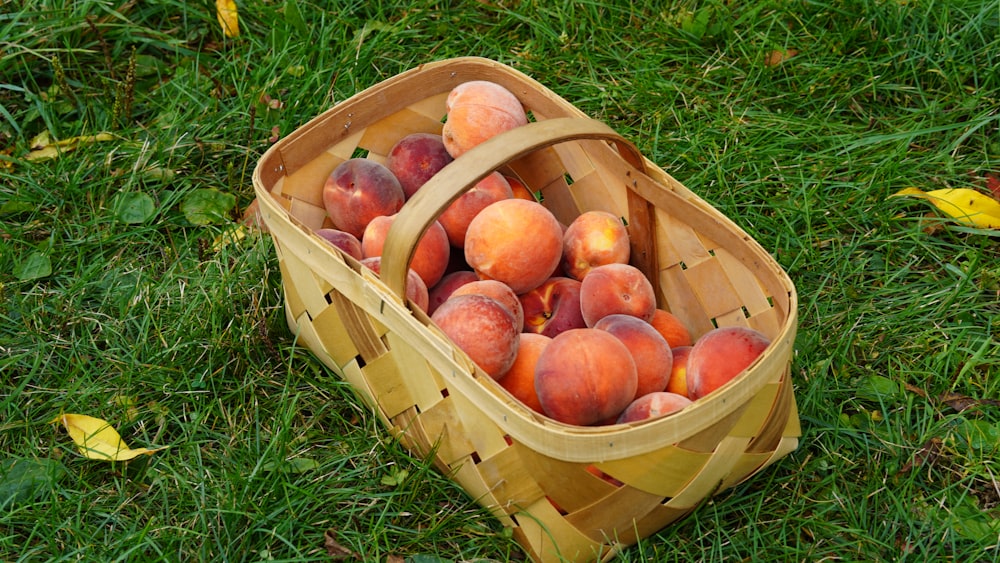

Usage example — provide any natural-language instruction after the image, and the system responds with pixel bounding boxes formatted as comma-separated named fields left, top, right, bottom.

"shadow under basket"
left=252, top=57, right=800, bottom=563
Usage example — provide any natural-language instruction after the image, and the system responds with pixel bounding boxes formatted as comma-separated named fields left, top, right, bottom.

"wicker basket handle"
left=381, top=116, right=644, bottom=303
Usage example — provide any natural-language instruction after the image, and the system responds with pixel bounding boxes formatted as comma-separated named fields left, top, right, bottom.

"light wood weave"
left=252, top=57, right=800, bottom=563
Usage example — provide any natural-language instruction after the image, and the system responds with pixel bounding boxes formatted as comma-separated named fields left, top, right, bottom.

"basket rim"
left=251, top=56, right=799, bottom=462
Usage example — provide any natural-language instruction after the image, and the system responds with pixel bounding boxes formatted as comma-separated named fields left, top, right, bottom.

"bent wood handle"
left=381, top=117, right=644, bottom=302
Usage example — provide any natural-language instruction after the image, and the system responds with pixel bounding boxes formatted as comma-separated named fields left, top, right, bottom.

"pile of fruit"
left=317, top=80, right=771, bottom=427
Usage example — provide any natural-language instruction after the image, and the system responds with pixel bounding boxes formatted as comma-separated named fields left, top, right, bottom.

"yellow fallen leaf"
left=216, top=0, right=240, bottom=38
left=892, top=187, right=1000, bottom=229
left=25, top=132, right=116, bottom=162
left=51, top=413, right=166, bottom=461
left=211, top=224, right=248, bottom=251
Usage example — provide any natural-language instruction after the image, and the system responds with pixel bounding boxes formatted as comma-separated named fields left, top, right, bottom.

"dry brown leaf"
left=939, top=392, right=1000, bottom=413
left=897, top=437, right=942, bottom=475
left=323, top=529, right=360, bottom=560
left=764, top=49, right=798, bottom=67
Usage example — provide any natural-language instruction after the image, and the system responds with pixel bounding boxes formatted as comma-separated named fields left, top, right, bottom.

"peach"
left=451, top=279, right=524, bottom=333
left=360, top=256, right=429, bottom=313
left=506, top=175, right=536, bottom=201
left=593, top=314, right=673, bottom=399
left=427, top=270, right=478, bottom=316
left=442, top=80, right=528, bottom=158
left=361, top=214, right=450, bottom=288
left=665, top=345, right=692, bottom=397
left=519, top=276, right=586, bottom=337
left=315, top=228, right=363, bottom=261
left=322, top=158, right=405, bottom=239
left=650, top=309, right=694, bottom=348
left=431, top=293, right=520, bottom=380
left=562, top=211, right=630, bottom=280
left=464, top=199, right=563, bottom=294
left=534, top=328, right=638, bottom=426
left=498, top=332, right=550, bottom=414
left=686, top=326, right=771, bottom=400
left=579, top=263, right=657, bottom=327
left=438, top=171, right=513, bottom=247
left=617, top=392, right=693, bottom=423
left=386, top=133, right=454, bottom=199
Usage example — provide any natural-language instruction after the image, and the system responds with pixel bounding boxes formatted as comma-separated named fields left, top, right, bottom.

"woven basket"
left=252, top=57, right=799, bottom=562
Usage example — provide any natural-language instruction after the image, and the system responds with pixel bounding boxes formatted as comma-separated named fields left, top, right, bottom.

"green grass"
left=2, top=0, right=999, bottom=561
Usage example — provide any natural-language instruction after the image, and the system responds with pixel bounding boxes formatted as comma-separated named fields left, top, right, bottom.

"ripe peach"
left=442, top=80, right=528, bottom=158
left=431, top=293, right=520, bottom=380
left=579, top=263, right=657, bottom=327
left=386, top=133, right=454, bottom=199
left=427, top=270, right=478, bottom=316
left=360, top=256, right=429, bottom=313
left=593, top=314, right=673, bottom=399
left=464, top=199, right=563, bottom=294
left=519, top=276, right=586, bottom=337
left=561, top=211, right=630, bottom=280
left=322, top=158, right=405, bottom=239
left=616, top=392, right=692, bottom=424
left=534, top=328, right=638, bottom=426
left=438, top=172, right=513, bottom=247
left=498, top=332, right=550, bottom=414
left=506, top=175, right=535, bottom=201
left=686, top=326, right=771, bottom=400
left=361, top=214, right=450, bottom=288
left=650, top=309, right=694, bottom=348
left=315, top=228, right=363, bottom=261
left=451, top=279, right=524, bottom=333
left=665, top=345, right=692, bottom=397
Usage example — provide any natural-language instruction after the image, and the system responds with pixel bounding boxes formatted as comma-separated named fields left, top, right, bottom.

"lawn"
left=2, top=1, right=998, bottom=561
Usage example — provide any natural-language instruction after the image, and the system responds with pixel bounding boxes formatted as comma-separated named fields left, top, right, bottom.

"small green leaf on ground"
left=855, top=375, right=903, bottom=403
left=0, top=200, right=35, bottom=215
left=113, top=191, right=156, bottom=224
left=13, top=252, right=51, bottom=281
left=0, top=458, right=66, bottom=508
left=260, top=457, right=319, bottom=473
left=953, top=419, right=1000, bottom=452
left=381, top=467, right=409, bottom=487
left=181, top=188, right=236, bottom=225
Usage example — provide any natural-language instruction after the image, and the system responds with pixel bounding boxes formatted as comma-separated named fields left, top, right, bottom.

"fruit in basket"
left=506, top=175, right=535, bottom=201
left=431, top=293, right=520, bottom=380
left=315, top=228, right=363, bottom=261
left=498, top=332, right=550, bottom=414
left=442, top=80, right=529, bottom=158
left=438, top=171, right=513, bottom=247
left=665, top=345, right=692, bottom=397
left=650, top=309, right=694, bottom=348
left=686, top=326, right=771, bottom=400
left=593, top=314, right=673, bottom=399
left=464, top=199, right=563, bottom=294
left=451, top=279, right=524, bottom=333
left=562, top=211, right=631, bottom=281
left=386, top=133, right=454, bottom=199
left=360, top=257, right=429, bottom=313
left=428, top=270, right=479, bottom=316
left=519, top=276, right=586, bottom=337
left=579, top=263, right=657, bottom=327
left=323, top=158, right=405, bottom=239
left=534, top=328, right=638, bottom=426
left=617, top=392, right=693, bottom=423
left=361, top=214, right=450, bottom=288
